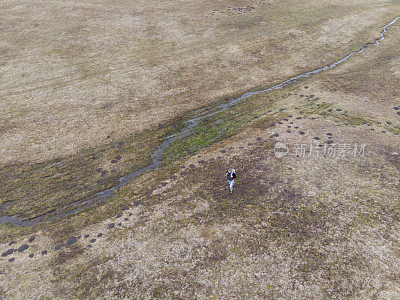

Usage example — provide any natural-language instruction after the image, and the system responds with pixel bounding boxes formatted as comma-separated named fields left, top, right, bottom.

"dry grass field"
left=1, top=0, right=400, bottom=298
left=1, top=0, right=398, bottom=165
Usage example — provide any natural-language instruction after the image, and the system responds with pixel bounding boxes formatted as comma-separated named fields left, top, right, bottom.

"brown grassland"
left=1, top=0, right=400, bottom=298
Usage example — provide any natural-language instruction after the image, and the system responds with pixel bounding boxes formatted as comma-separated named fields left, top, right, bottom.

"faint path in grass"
left=1, top=16, right=399, bottom=227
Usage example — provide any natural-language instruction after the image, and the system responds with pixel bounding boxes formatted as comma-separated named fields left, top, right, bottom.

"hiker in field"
left=226, top=169, right=236, bottom=193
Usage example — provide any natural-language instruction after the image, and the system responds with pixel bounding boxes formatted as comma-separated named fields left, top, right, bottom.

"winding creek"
left=1, top=16, right=399, bottom=227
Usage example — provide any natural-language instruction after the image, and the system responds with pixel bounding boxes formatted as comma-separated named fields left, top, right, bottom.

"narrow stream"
left=1, top=16, right=399, bottom=227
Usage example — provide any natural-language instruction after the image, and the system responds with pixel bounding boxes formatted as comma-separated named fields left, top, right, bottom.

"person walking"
left=226, top=169, right=236, bottom=193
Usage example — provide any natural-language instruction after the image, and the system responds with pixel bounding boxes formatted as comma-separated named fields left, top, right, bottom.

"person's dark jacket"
left=226, top=171, right=236, bottom=181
